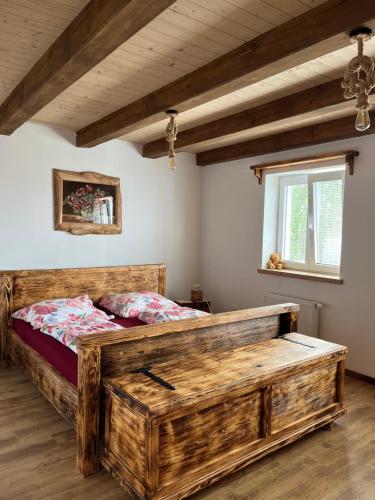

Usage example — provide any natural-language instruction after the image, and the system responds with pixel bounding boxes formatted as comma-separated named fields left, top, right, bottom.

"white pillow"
left=99, top=292, right=179, bottom=318
left=12, top=294, right=112, bottom=329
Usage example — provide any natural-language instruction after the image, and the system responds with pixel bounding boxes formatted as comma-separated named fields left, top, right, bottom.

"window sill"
left=257, top=268, right=343, bottom=284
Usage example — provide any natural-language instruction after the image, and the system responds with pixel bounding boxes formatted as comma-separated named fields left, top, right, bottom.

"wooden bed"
left=0, top=264, right=326, bottom=481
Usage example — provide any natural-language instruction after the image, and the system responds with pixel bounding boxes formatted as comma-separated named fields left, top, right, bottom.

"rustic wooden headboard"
left=1, top=264, right=166, bottom=313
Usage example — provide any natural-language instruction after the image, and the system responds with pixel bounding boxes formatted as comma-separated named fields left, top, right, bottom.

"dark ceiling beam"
left=143, top=78, right=344, bottom=158
left=76, top=0, right=375, bottom=148
left=196, top=112, right=375, bottom=165
left=0, top=0, right=176, bottom=135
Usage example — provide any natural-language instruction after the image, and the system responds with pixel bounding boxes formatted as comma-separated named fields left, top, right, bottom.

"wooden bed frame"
left=0, top=264, right=301, bottom=478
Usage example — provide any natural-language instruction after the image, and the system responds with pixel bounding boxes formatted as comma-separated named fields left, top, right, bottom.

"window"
left=277, top=168, right=345, bottom=275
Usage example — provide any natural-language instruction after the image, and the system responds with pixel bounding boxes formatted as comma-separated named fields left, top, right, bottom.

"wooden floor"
left=0, top=369, right=374, bottom=500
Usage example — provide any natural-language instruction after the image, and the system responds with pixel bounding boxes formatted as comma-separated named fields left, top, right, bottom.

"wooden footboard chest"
left=103, top=333, right=347, bottom=499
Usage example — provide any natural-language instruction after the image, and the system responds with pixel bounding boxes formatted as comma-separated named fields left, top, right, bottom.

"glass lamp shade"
left=168, top=156, right=176, bottom=170
left=355, top=108, right=371, bottom=131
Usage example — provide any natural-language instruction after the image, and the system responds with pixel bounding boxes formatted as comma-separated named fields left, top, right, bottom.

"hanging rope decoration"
left=165, top=109, right=178, bottom=170
left=342, top=27, right=375, bottom=131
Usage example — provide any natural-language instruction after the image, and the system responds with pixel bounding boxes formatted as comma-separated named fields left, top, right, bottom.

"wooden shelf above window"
left=250, top=150, right=359, bottom=185
left=257, top=268, right=343, bottom=284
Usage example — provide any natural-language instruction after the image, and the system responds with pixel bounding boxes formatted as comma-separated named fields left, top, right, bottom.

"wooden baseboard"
left=346, top=369, right=375, bottom=385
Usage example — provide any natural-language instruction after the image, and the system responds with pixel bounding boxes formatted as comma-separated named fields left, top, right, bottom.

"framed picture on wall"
left=53, top=169, right=122, bottom=235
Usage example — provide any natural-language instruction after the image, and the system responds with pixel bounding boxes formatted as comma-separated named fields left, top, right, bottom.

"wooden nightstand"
left=175, top=299, right=212, bottom=313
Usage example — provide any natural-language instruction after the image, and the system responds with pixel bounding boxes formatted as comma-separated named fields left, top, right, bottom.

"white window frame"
left=277, top=169, right=345, bottom=275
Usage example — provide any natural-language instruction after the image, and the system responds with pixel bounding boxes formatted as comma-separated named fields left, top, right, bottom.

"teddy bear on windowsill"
left=267, top=253, right=283, bottom=271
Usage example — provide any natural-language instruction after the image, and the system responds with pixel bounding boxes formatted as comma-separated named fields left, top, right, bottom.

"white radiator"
left=264, top=293, right=322, bottom=337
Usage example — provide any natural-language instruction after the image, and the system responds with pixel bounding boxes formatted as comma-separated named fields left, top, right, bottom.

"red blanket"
left=12, top=313, right=145, bottom=386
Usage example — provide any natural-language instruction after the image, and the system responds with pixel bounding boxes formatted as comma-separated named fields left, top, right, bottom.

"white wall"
left=200, top=135, right=375, bottom=378
left=2, top=122, right=374, bottom=377
left=0, top=123, right=202, bottom=299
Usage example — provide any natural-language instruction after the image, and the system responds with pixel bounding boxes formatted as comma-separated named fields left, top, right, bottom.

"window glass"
left=313, top=178, right=343, bottom=267
left=271, top=167, right=345, bottom=275
left=283, top=183, right=308, bottom=263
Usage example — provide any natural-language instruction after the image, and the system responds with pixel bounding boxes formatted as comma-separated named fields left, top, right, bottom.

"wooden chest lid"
left=105, top=333, right=347, bottom=417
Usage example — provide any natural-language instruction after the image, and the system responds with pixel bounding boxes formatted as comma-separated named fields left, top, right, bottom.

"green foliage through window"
left=284, top=184, right=308, bottom=263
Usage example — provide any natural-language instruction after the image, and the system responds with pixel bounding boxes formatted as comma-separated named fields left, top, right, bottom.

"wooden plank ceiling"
left=1, top=0, right=375, bottom=164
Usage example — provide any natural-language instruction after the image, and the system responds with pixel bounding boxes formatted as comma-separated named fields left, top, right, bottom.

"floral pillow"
left=12, top=294, right=112, bottom=330
left=99, top=292, right=179, bottom=318
left=40, top=319, right=123, bottom=353
left=139, top=307, right=209, bottom=324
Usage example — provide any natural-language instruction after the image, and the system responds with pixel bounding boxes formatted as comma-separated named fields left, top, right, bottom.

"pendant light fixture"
left=342, top=27, right=375, bottom=132
left=165, top=109, right=178, bottom=170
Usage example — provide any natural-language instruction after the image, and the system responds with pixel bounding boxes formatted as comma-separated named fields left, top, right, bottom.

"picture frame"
left=53, top=169, right=122, bottom=235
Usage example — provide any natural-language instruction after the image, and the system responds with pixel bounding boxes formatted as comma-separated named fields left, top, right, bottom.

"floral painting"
left=62, top=181, right=116, bottom=224
left=54, top=169, right=122, bottom=235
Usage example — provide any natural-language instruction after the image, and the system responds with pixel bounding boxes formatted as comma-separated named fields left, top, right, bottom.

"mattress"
left=12, top=312, right=145, bottom=387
